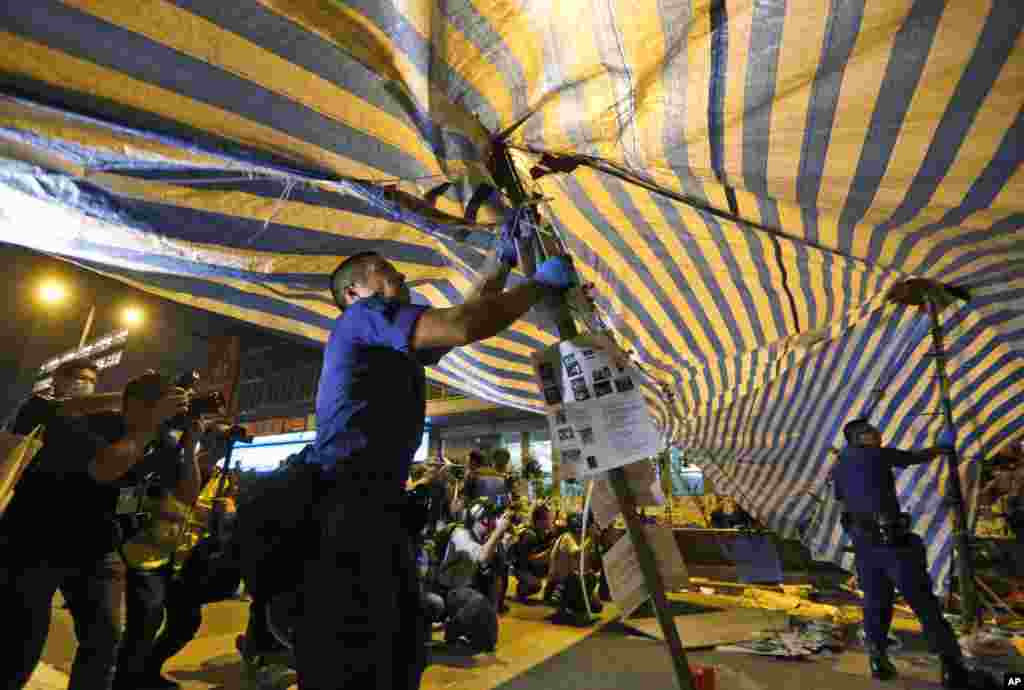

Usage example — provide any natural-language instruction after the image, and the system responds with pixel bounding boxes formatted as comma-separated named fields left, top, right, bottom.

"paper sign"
left=532, top=335, right=663, bottom=478
left=590, top=461, right=666, bottom=528
left=604, top=524, right=689, bottom=618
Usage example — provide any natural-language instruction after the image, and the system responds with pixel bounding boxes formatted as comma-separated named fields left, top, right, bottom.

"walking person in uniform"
left=297, top=213, right=577, bottom=690
left=832, top=419, right=978, bottom=688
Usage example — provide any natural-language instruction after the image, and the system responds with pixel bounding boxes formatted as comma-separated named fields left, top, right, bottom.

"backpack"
left=425, top=522, right=459, bottom=588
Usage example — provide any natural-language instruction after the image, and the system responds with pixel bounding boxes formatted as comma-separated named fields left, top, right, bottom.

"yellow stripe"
left=891, top=33, right=1024, bottom=274
left=817, top=2, right=915, bottom=218
left=80, top=263, right=332, bottom=342
left=547, top=172, right=715, bottom=386
left=722, top=0, right=754, bottom=185
left=858, top=2, right=986, bottom=224
left=256, top=0, right=492, bottom=158
left=0, top=97, right=225, bottom=170
left=765, top=3, right=830, bottom=202
left=65, top=0, right=461, bottom=180
left=86, top=172, right=444, bottom=252
left=441, top=349, right=537, bottom=393
left=686, top=0, right=714, bottom=186
left=0, top=32, right=389, bottom=180
left=923, top=30, right=1024, bottom=214
left=436, top=14, right=515, bottom=133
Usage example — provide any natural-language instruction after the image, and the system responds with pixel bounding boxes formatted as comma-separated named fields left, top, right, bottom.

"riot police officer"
left=833, top=419, right=974, bottom=687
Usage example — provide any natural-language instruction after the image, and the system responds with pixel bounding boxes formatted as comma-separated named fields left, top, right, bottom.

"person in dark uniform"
left=832, top=419, right=973, bottom=688
left=296, top=215, right=576, bottom=690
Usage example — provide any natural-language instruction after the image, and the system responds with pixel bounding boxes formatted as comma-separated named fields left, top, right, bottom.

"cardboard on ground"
left=624, top=608, right=789, bottom=648
left=605, top=524, right=689, bottom=618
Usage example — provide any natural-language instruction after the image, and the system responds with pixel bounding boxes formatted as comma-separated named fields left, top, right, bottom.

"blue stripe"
left=699, top=212, right=768, bottom=347
left=656, top=0, right=707, bottom=201
left=868, top=2, right=1023, bottom=260
left=74, top=259, right=336, bottom=331
left=0, top=1, right=433, bottom=180
left=645, top=194, right=731, bottom=365
left=796, top=0, right=865, bottom=208
left=0, top=166, right=449, bottom=263
left=0, top=82, right=315, bottom=175
left=707, top=0, right=729, bottom=189
left=835, top=2, right=944, bottom=255
left=556, top=176, right=703, bottom=379
left=752, top=197, right=792, bottom=335
left=342, top=0, right=500, bottom=132
left=740, top=0, right=785, bottom=197
left=169, top=0, right=484, bottom=166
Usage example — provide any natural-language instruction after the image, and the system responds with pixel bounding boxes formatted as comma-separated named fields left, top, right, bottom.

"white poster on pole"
left=532, top=335, right=663, bottom=479
left=604, top=524, right=689, bottom=618
left=590, top=460, right=666, bottom=528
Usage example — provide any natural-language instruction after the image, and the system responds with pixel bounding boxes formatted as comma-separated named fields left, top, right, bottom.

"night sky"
left=0, top=241, right=317, bottom=417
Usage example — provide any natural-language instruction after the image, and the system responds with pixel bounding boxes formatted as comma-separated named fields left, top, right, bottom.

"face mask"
left=64, top=381, right=96, bottom=398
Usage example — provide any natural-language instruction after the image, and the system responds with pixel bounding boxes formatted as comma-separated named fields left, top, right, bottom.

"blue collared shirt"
left=313, top=296, right=449, bottom=484
left=833, top=446, right=929, bottom=516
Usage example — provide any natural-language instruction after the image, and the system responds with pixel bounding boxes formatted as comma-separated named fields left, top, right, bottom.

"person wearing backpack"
left=429, top=498, right=514, bottom=653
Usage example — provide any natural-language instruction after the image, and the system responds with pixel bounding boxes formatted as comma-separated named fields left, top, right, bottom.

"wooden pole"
left=490, top=145, right=695, bottom=690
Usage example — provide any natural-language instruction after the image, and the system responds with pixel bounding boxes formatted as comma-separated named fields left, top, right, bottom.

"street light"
left=122, top=306, right=144, bottom=328
left=38, top=279, right=68, bottom=305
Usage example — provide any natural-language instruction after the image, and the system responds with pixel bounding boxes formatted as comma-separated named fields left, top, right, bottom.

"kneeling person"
left=546, top=512, right=603, bottom=617
left=434, top=499, right=514, bottom=652
left=512, top=503, right=554, bottom=601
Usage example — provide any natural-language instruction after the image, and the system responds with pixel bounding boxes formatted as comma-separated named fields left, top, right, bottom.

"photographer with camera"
left=113, top=391, right=236, bottom=690
left=431, top=498, right=515, bottom=652
left=511, top=503, right=555, bottom=602
left=0, top=371, right=188, bottom=690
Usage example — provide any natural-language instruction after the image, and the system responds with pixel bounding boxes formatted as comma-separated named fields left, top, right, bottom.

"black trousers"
left=0, top=551, right=125, bottom=690
left=296, top=481, right=426, bottom=690
left=442, top=586, right=498, bottom=652
left=852, top=532, right=961, bottom=660
left=116, top=565, right=204, bottom=680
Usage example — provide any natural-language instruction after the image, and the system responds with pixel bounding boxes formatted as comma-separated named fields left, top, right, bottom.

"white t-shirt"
left=439, top=526, right=484, bottom=590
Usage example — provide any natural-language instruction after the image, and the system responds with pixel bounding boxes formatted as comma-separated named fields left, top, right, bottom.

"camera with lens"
left=493, top=493, right=522, bottom=525
left=167, top=370, right=226, bottom=430
left=205, top=423, right=253, bottom=446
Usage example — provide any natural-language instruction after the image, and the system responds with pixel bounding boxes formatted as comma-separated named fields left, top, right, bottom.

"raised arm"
left=464, top=210, right=523, bottom=302
left=88, top=389, right=189, bottom=483
left=410, top=257, right=573, bottom=351
left=888, top=447, right=947, bottom=468
left=60, top=393, right=124, bottom=416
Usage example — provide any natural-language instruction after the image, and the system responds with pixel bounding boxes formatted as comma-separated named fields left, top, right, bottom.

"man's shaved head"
left=330, top=252, right=379, bottom=309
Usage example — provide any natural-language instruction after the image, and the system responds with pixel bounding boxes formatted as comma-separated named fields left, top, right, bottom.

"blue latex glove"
left=496, top=209, right=525, bottom=267
left=533, top=256, right=576, bottom=291
left=936, top=427, right=957, bottom=450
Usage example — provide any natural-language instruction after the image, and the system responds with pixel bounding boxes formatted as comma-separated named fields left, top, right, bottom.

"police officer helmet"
left=843, top=419, right=875, bottom=446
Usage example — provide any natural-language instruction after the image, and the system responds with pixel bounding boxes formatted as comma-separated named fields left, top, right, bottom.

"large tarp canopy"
left=0, top=1, right=1021, bottom=591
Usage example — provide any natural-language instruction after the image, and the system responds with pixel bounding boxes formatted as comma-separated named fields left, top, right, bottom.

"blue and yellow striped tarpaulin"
left=0, top=1, right=1020, bottom=592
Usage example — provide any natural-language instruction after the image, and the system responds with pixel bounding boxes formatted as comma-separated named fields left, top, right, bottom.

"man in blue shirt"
left=833, top=419, right=973, bottom=688
left=297, top=219, right=576, bottom=690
